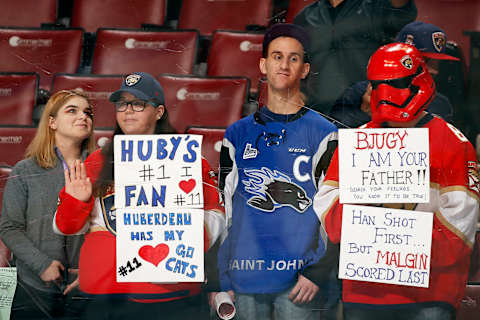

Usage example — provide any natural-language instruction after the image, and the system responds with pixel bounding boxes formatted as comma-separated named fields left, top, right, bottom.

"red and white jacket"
left=314, top=115, right=479, bottom=309
left=54, top=149, right=225, bottom=302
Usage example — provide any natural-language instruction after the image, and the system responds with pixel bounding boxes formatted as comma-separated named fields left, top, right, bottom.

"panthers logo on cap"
left=400, top=55, right=413, bottom=70
left=125, top=74, right=141, bottom=86
left=405, top=34, right=415, bottom=45
left=432, top=32, right=446, bottom=53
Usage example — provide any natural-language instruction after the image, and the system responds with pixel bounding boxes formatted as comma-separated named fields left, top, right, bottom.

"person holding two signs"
left=53, top=73, right=225, bottom=319
left=314, top=43, right=479, bottom=319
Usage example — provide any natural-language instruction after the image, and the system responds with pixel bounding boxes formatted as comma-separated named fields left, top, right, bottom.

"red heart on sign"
left=179, top=179, right=196, bottom=194
left=138, top=244, right=169, bottom=267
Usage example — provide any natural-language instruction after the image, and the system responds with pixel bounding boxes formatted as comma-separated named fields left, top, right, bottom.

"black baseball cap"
left=109, top=72, right=165, bottom=106
left=262, top=23, right=311, bottom=62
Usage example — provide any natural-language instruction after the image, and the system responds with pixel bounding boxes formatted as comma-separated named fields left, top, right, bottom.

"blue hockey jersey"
left=217, top=106, right=338, bottom=293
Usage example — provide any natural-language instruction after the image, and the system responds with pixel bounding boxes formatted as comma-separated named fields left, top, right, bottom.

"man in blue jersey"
left=208, top=23, right=338, bottom=320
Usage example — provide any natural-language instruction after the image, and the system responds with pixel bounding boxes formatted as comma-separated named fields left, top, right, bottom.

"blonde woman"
left=0, top=90, right=95, bottom=319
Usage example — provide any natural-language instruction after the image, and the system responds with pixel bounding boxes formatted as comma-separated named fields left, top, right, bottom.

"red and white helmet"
left=367, top=43, right=435, bottom=124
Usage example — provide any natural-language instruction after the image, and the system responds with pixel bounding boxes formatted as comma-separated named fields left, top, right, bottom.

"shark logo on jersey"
left=242, top=167, right=311, bottom=213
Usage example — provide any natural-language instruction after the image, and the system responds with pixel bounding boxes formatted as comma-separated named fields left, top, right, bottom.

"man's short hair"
left=262, top=23, right=311, bottom=63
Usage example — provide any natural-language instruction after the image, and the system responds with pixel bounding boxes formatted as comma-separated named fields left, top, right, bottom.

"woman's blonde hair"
left=26, top=89, right=96, bottom=168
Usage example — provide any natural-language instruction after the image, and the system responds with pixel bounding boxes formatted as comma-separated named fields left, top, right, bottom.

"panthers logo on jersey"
left=242, top=167, right=311, bottom=213
left=101, top=194, right=117, bottom=235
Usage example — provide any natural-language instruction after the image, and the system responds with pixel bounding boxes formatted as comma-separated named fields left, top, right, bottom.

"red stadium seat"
left=178, top=0, right=272, bottom=36
left=92, top=29, right=199, bottom=76
left=257, top=78, right=268, bottom=108
left=71, top=0, right=166, bottom=33
left=0, top=28, right=83, bottom=90
left=285, top=0, right=317, bottom=23
left=51, top=74, right=123, bottom=128
left=94, top=129, right=114, bottom=149
left=457, top=285, right=480, bottom=320
left=207, top=31, right=264, bottom=94
left=0, top=166, right=12, bottom=211
left=157, top=75, right=249, bottom=133
left=0, top=73, right=38, bottom=126
left=185, top=127, right=225, bottom=174
left=469, top=231, right=480, bottom=282
left=0, top=237, right=11, bottom=267
left=0, top=166, right=12, bottom=267
left=0, top=0, right=57, bottom=28
left=0, top=126, right=37, bottom=167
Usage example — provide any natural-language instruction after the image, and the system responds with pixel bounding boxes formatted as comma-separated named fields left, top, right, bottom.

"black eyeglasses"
left=114, top=99, right=150, bottom=112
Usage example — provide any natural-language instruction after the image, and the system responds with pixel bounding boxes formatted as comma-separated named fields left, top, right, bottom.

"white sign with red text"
left=339, top=204, right=433, bottom=288
left=339, top=128, right=429, bottom=204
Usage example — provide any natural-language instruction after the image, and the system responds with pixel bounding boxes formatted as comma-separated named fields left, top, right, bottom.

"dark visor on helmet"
left=370, top=66, right=423, bottom=90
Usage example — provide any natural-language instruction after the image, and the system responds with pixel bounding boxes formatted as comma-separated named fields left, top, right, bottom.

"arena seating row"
left=3, top=0, right=478, bottom=59
left=0, top=1, right=479, bottom=318
left=0, top=124, right=225, bottom=177
left=0, top=72, right=252, bottom=129
left=0, top=28, right=263, bottom=92
left=0, top=0, right=271, bottom=36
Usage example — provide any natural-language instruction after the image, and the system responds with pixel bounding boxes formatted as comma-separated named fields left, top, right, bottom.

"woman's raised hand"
left=64, top=160, right=92, bottom=202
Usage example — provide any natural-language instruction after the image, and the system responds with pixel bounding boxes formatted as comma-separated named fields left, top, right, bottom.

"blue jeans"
left=234, top=285, right=321, bottom=320
left=343, top=305, right=454, bottom=320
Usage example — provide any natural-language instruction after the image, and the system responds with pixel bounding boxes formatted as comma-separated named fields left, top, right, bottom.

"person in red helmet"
left=314, top=43, right=479, bottom=319
left=367, top=43, right=435, bottom=124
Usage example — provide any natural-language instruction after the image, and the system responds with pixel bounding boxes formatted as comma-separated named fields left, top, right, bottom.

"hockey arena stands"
left=0, top=2, right=478, bottom=319
left=0, top=126, right=37, bottom=167
left=0, top=28, right=83, bottom=90
left=0, top=165, right=11, bottom=267
left=0, top=0, right=57, bottom=28
left=178, top=0, right=272, bottom=36
left=51, top=73, right=123, bottom=128
left=0, top=73, right=38, bottom=126
left=93, top=129, right=114, bottom=148
left=185, top=126, right=225, bottom=174
left=91, top=28, right=199, bottom=76
left=257, top=78, right=269, bottom=109
left=71, top=0, right=166, bottom=33
left=157, top=74, right=249, bottom=133
left=0, top=166, right=12, bottom=210
left=207, top=31, right=264, bottom=94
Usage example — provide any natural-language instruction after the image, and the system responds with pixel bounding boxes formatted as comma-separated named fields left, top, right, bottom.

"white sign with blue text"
left=339, top=204, right=433, bottom=288
left=114, top=134, right=205, bottom=282
left=338, top=128, right=430, bottom=204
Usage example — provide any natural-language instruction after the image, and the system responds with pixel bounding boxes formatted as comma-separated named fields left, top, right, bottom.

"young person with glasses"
left=53, top=72, right=225, bottom=319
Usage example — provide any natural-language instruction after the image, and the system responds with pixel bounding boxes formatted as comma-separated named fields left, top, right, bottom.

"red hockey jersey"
left=54, top=149, right=225, bottom=302
left=314, top=115, right=479, bottom=309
